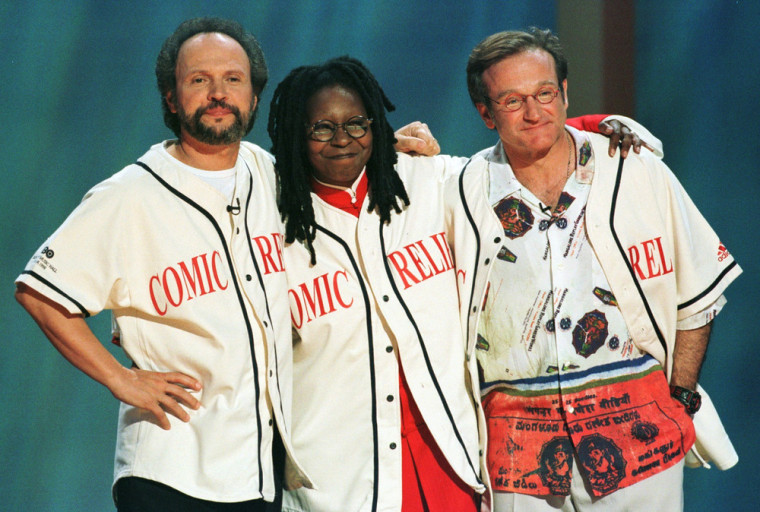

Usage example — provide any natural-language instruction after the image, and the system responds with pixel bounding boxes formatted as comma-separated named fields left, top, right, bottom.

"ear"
left=475, top=102, right=496, bottom=130
left=561, top=79, right=569, bottom=108
left=252, top=94, right=258, bottom=112
left=165, top=90, right=177, bottom=114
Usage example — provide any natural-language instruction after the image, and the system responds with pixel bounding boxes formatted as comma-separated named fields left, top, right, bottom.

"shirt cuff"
left=676, top=295, right=726, bottom=330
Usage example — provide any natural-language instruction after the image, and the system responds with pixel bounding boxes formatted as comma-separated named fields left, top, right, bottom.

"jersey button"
left=386, top=346, right=393, bottom=353
left=246, top=274, right=252, bottom=281
left=386, top=395, right=394, bottom=402
left=390, top=443, right=397, bottom=450
left=382, top=295, right=389, bottom=302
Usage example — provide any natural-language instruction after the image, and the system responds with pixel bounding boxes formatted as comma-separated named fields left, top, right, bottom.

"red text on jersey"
left=289, top=270, right=353, bottom=328
left=149, top=251, right=228, bottom=315
left=387, top=232, right=454, bottom=289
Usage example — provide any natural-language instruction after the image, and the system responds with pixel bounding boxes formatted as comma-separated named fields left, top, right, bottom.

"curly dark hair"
left=155, top=17, right=268, bottom=137
left=268, top=56, right=408, bottom=264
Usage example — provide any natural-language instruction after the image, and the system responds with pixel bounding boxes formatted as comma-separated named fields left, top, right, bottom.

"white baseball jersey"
left=281, top=153, right=486, bottom=512
left=445, top=130, right=741, bottom=473
left=17, top=141, right=310, bottom=502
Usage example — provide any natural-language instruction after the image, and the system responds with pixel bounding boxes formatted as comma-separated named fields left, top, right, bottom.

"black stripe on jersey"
left=678, top=261, right=738, bottom=310
left=315, top=224, right=381, bottom=512
left=456, top=158, right=482, bottom=357
left=607, top=156, right=668, bottom=353
left=377, top=216, right=483, bottom=487
left=19, top=270, right=90, bottom=317
left=135, top=160, right=266, bottom=496
left=239, top=162, right=289, bottom=437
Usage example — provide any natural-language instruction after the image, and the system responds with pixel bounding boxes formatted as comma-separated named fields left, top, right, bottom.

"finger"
left=143, top=401, right=172, bottom=430
left=158, top=396, right=192, bottom=425
left=597, top=120, right=613, bottom=134
left=165, top=383, right=202, bottom=410
left=620, top=136, right=632, bottom=160
left=631, top=133, right=642, bottom=154
left=163, top=372, right=202, bottom=391
left=393, top=135, right=422, bottom=154
left=608, top=135, right=622, bottom=157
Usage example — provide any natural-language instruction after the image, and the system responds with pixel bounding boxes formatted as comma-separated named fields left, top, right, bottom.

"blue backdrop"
left=2, top=1, right=758, bottom=510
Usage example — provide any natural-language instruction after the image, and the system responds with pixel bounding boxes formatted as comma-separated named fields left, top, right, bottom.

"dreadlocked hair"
left=268, top=56, right=409, bottom=264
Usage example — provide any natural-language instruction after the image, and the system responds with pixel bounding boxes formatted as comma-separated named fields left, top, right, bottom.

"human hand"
left=394, top=121, right=440, bottom=156
left=598, top=119, right=655, bottom=159
left=109, top=368, right=202, bottom=430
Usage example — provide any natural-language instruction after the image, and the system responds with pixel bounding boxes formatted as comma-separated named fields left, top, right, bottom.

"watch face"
left=671, top=386, right=701, bottom=414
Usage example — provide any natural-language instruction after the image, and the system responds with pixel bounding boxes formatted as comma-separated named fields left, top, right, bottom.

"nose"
left=330, top=126, right=353, bottom=146
left=522, top=96, right=541, bottom=121
left=208, top=79, right=228, bottom=101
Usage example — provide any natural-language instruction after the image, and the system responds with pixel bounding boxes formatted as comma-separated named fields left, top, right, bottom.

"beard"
left=177, top=99, right=255, bottom=145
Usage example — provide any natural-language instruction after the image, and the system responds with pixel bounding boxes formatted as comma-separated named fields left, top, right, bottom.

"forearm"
left=15, top=284, right=128, bottom=392
left=670, top=322, right=712, bottom=389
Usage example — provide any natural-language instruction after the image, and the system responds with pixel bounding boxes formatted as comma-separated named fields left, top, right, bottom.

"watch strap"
left=670, top=385, right=702, bottom=414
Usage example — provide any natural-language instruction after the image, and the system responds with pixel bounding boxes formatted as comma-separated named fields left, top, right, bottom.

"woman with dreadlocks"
left=268, top=56, right=484, bottom=512
left=268, top=56, right=648, bottom=511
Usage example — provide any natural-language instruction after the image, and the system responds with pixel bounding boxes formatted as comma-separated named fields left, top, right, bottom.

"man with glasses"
left=445, top=28, right=741, bottom=510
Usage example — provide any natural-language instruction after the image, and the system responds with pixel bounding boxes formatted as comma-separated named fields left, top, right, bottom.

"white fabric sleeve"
left=676, top=295, right=726, bottom=330
left=603, top=114, right=664, bottom=158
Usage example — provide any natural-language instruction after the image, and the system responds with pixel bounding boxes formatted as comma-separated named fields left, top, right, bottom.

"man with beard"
left=13, top=17, right=307, bottom=511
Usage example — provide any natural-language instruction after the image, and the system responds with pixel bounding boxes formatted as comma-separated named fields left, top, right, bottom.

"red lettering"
left=642, top=239, right=661, bottom=278
left=178, top=254, right=211, bottom=299
left=288, top=288, right=304, bottom=329
left=297, top=276, right=325, bottom=323
left=333, top=270, right=353, bottom=308
left=253, top=233, right=285, bottom=274
left=405, top=243, right=433, bottom=280
left=417, top=240, right=445, bottom=275
left=163, top=267, right=183, bottom=307
left=289, top=270, right=355, bottom=327
left=149, top=275, right=167, bottom=316
left=387, top=251, right=420, bottom=289
left=147, top=251, right=228, bottom=315
left=628, top=237, right=673, bottom=281
left=211, top=251, right=228, bottom=290
left=628, top=245, right=645, bottom=280
left=431, top=232, right=455, bottom=271
left=272, top=233, right=285, bottom=270
left=654, top=237, right=674, bottom=275
left=318, top=273, right=337, bottom=315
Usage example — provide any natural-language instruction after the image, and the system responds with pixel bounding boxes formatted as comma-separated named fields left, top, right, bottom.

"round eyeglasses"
left=488, top=87, right=560, bottom=112
left=307, top=115, right=373, bottom=142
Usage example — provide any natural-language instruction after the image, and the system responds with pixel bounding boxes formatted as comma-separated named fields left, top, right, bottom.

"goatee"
left=178, top=99, right=254, bottom=145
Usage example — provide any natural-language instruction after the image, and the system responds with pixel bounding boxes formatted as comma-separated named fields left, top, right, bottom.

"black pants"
left=114, top=426, right=285, bottom=512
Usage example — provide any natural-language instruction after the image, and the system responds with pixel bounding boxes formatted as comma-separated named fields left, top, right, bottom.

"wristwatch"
left=670, top=385, right=702, bottom=414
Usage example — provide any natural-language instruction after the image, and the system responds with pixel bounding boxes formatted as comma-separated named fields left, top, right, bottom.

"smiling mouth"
left=326, top=153, right=357, bottom=159
left=204, top=108, right=232, bottom=117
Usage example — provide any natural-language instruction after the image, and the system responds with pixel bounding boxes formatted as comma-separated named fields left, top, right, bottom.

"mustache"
left=196, top=99, right=242, bottom=117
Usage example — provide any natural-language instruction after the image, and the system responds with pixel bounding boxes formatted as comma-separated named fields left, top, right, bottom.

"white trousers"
left=491, top=456, right=684, bottom=511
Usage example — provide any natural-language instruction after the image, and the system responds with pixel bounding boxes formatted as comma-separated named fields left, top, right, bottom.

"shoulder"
left=239, top=141, right=277, bottom=184
left=84, top=144, right=165, bottom=200
left=240, top=141, right=275, bottom=166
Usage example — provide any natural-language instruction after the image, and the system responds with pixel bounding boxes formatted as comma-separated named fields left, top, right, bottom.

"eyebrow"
left=493, top=80, right=558, bottom=99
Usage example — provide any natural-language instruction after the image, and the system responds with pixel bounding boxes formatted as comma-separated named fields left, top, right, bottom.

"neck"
left=168, top=135, right=241, bottom=170
left=506, top=130, right=575, bottom=209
